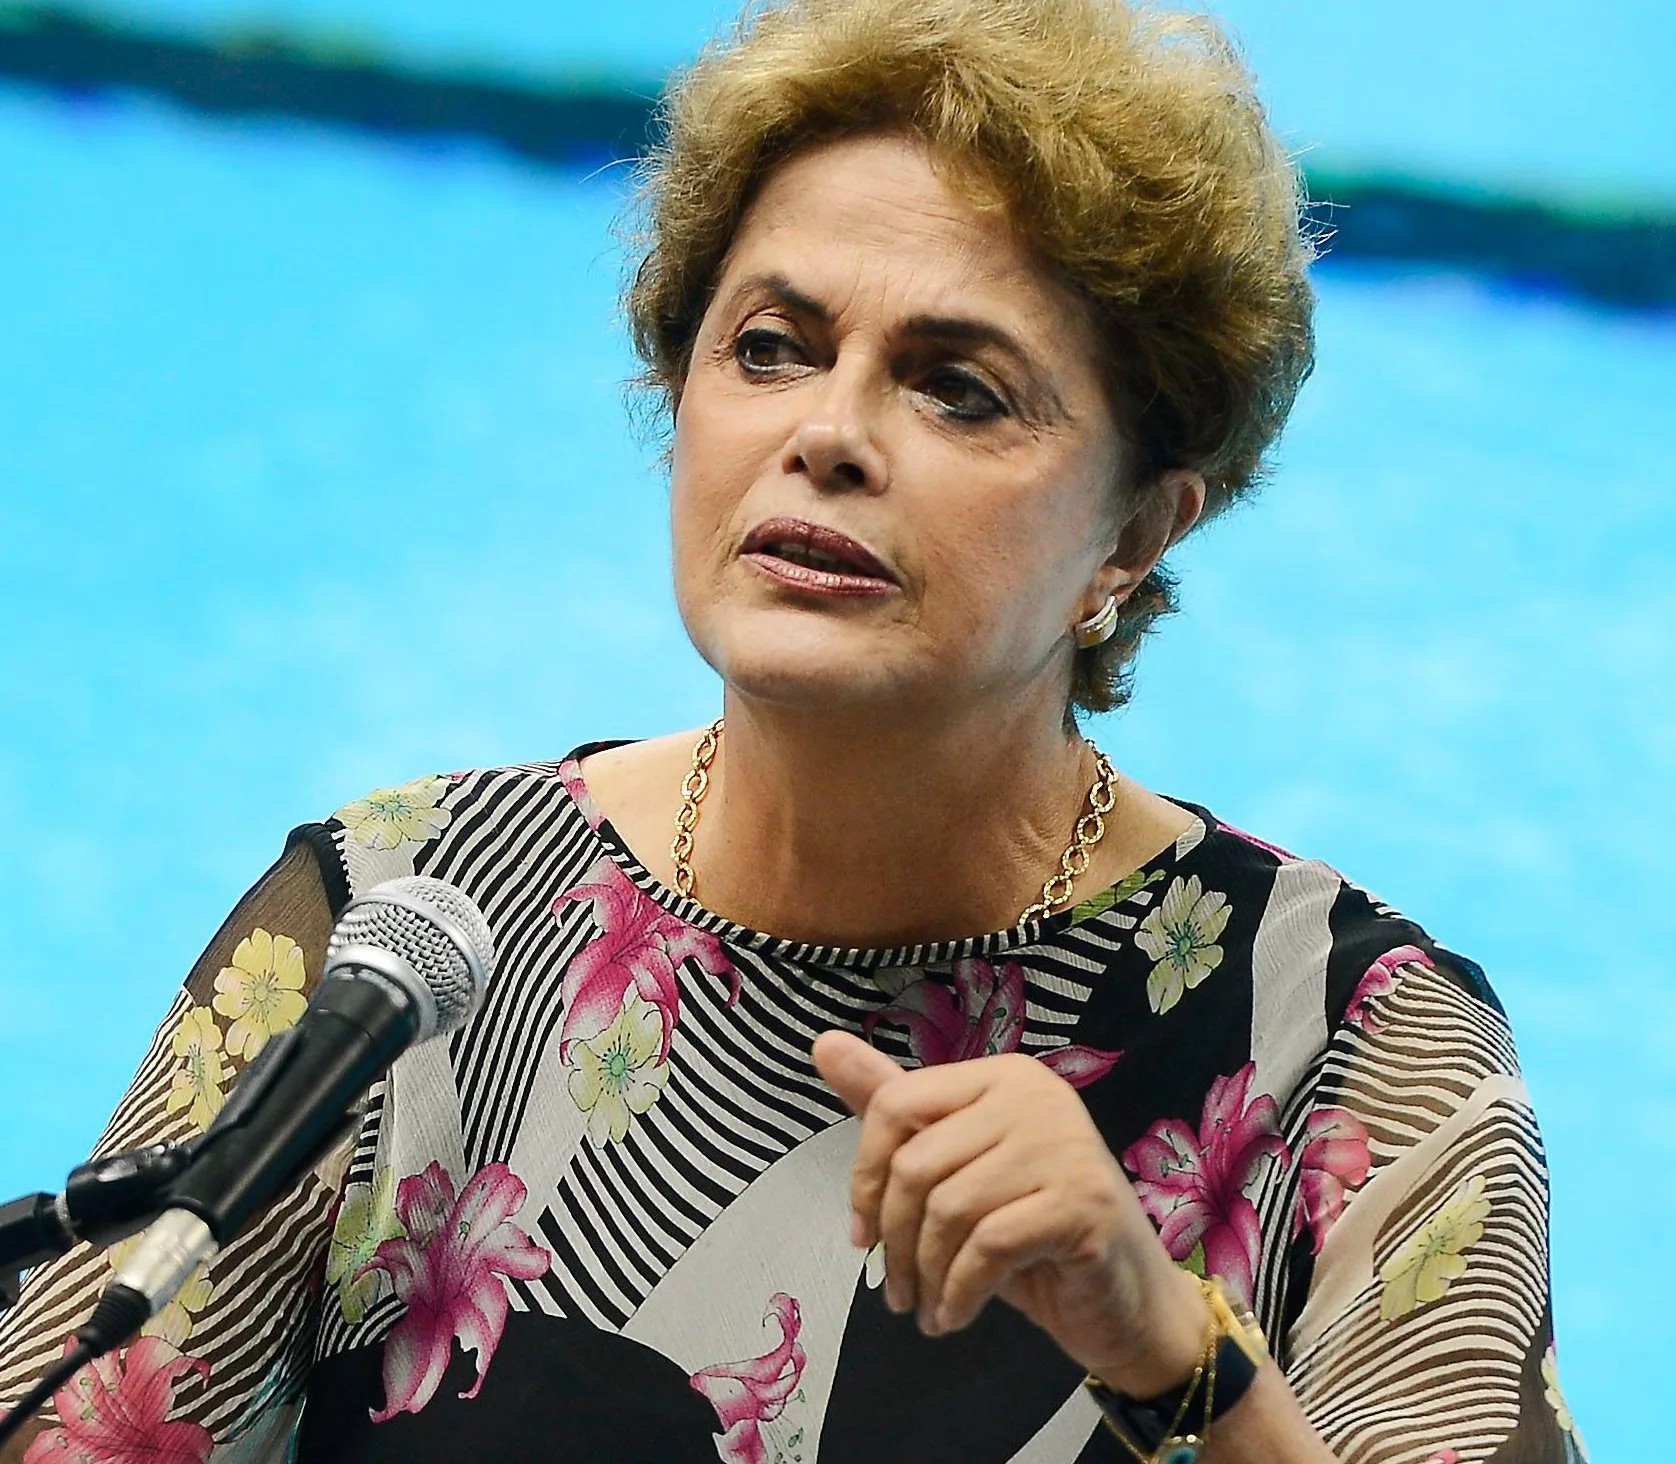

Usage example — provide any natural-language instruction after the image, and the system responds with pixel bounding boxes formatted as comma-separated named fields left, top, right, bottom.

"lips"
left=740, top=517, right=897, bottom=592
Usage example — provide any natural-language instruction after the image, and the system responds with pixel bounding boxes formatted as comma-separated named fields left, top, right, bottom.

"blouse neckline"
left=553, top=740, right=1213, bottom=972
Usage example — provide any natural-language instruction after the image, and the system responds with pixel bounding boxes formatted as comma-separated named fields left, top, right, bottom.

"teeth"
left=770, top=542, right=859, bottom=573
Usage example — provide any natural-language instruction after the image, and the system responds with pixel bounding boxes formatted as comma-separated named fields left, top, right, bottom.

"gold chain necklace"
left=668, top=717, right=1119, bottom=925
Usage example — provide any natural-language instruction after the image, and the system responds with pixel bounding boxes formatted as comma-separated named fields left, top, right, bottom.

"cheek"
left=670, top=393, right=750, bottom=559
left=918, top=464, right=1104, bottom=619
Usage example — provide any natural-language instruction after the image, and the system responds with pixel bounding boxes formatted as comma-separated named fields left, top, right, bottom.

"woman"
left=0, top=0, right=1582, bottom=1460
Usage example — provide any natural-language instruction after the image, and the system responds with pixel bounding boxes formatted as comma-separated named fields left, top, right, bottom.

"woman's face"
left=671, top=130, right=1136, bottom=723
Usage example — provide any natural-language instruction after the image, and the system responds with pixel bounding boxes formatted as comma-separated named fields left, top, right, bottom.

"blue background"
left=3, top=3, right=1673, bottom=1456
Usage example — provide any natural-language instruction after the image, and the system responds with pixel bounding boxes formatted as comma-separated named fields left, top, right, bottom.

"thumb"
left=813, top=1029, right=906, bottom=1117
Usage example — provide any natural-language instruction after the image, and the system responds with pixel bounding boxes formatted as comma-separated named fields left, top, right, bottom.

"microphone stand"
left=0, top=1143, right=196, bottom=1314
left=0, top=1192, right=76, bottom=1312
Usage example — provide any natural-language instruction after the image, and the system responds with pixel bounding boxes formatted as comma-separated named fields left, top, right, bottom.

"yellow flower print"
left=165, top=1004, right=228, bottom=1132
left=567, top=987, right=670, bottom=1146
left=335, top=775, right=453, bottom=852
left=213, top=927, right=309, bottom=1059
left=1379, top=1175, right=1492, bottom=1321
left=106, top=1236, right=214, bottom=1346
left=1135, top=874, right=1232, bottom=1014
left=1541, top=1343, right=1587, bottom=1448
left=326, top=1168, right=406, bottom=1324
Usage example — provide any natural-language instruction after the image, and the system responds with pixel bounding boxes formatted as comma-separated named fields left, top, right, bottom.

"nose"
left=783, top=362, right=887, bottom=495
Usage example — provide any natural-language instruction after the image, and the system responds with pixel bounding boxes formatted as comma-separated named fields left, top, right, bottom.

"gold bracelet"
left=1087, top=1289, right=1218, bottom=1464
left=1084, top=1275, right=1259, bottom=1464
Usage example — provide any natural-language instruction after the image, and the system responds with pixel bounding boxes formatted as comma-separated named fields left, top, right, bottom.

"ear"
left=1077, top=470, right=1206, bottom=618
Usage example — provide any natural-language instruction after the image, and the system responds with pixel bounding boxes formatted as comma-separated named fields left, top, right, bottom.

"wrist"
left=1089, top=1263, right=1210, bottom=1398
left=1083, top=1274, right=1271, bottom=1463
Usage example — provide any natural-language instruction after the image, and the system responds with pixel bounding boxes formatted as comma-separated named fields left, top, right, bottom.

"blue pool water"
left=1, top=79, right=1671, bottom=1458
left=49, top=0, right=1676, bottom=201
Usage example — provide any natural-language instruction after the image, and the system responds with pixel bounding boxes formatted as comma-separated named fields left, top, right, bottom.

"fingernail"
left=918, top=1307, right=942, bottom=1336
left=886, top=1284, right=910, bottom=1314
left=850, top=1213, right=866, bottom=1248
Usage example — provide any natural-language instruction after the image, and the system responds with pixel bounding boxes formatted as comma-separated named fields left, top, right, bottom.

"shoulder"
left=296, top=756, right=615, bottom=905
left=576, top=731, right=705, bottom=829
left=290, top=735, right=711, bottom=903
left=1179, top=807, right=1504, bottom=1046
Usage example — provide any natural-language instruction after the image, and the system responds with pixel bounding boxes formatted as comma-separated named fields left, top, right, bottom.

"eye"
left=734, top=327, right=805, bottom=373
left=923, top=367, right=1008, bottom=423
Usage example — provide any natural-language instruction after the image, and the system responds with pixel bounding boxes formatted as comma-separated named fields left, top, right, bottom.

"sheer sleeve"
left=1282, top=953, right=1588, bottom=1464
left=0, top=830, right=347, bottom=1464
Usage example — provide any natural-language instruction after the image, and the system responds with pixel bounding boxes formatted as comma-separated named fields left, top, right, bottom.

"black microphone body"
left=97, top=874, right=493, bottom=1348
left=160, top=973, right=417, bottom=1244
left=0, top=876, right=493, bottom=1450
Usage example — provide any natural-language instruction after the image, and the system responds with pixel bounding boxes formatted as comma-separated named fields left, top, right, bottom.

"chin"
left=694, top=613, right=927, bottom=711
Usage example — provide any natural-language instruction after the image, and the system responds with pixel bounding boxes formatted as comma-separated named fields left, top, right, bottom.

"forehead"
left=719, top=132, right=1083, bottom=332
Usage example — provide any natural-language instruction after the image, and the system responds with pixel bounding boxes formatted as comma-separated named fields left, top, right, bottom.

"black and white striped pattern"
left=1, top=761, right=1572, bottom=1464
left=316, top=763, right=1117, bottom=1343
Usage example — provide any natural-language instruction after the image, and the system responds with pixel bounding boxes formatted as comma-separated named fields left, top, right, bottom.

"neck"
left=692, top=692, right=1093, bottom=947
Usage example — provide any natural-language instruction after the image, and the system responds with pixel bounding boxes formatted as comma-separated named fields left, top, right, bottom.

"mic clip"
left=0, top=1142, right=197, bottom=1312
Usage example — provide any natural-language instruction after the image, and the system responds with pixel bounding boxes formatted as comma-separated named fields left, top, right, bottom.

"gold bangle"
left=1086, top=1288, right=1218, bottom=1464
left=1083, top=1275, right=1267, bottom=1463
left=1199, top=1273, right=1269, bottom=1368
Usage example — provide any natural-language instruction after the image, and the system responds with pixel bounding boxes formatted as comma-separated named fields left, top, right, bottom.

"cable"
left=74, top=1285, right=151, bottom=1355
left=0, top=1284, right=151, bottom=1450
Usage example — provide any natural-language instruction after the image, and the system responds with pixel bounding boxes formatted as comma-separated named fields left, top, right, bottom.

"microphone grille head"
left=325, top=876, right=494, bottom=1040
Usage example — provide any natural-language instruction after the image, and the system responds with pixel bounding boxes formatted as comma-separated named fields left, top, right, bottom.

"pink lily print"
left=553, top=857, right=740, bottom=1063
left=689, top=1293, right=807, bottom=1464
left=864, top=958, right=1122, bottom=1088
left=555, top=757, right=604, bottom=827
left=1121, top=1063, right=1289, bottom=1302
left=1346, top=944, right=1433, bottom=1034
left=359, top=1161, right=550, bottom=1422
left=23, top=1335, right=212, bottom=1464
left=1293, top=1105, right=1372, bottom=1253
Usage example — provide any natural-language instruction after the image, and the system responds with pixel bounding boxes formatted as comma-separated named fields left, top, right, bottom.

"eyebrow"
left=728, top=272, right=1069, bottom=420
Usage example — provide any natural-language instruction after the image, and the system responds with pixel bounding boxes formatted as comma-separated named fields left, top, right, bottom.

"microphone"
left=86, top=874, right=494, bottom=1352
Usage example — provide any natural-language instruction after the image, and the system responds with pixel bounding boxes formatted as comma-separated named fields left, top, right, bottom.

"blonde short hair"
left=627, top=0, right=1316, bottom=713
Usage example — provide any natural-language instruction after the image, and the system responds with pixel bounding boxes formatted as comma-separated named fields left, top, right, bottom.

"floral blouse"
left=0, top=749, right=1588, bottom=1463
